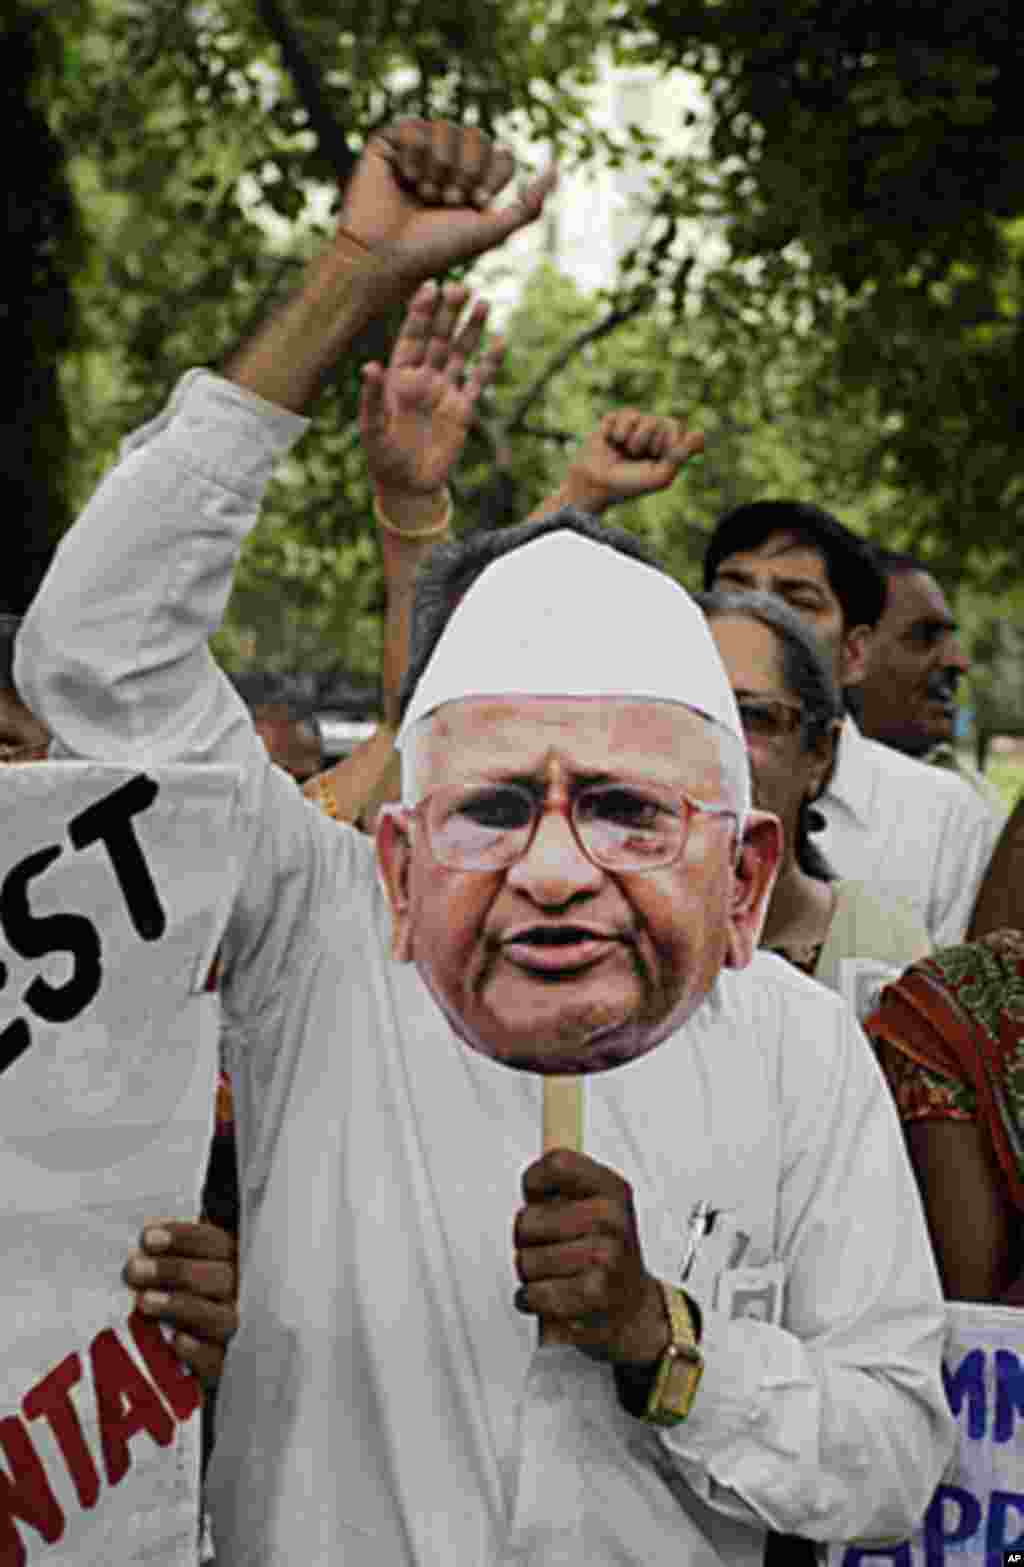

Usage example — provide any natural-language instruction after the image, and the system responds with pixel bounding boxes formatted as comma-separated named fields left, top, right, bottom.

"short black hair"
left=697, top=588, right=841, bottom=882
left=871, top=547, right=930, bottom=583
left=703, top=500, right=886, bottom=632
left=228, top=671, right=318, bottom=724
left=399, top=509, right=662, bottom=721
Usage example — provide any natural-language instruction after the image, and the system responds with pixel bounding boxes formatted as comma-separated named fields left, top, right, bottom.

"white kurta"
left=18, top=370, right=956, bottom=1566
left=819, top=720, right=1003, bottom=948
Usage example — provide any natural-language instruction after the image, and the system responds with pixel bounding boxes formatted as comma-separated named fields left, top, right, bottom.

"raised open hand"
left=341, top=119, right=556, bottom=289
left=360, top=281, right=505, bottom=500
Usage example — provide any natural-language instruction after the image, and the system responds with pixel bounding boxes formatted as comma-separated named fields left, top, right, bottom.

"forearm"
left=525, top=472, right=610, bottom=526
left=903, top=1119, right=1016, bottom=1304
left=376, top=486, right=452, bottom=727
left=305, top=725, right=398, bottom=827
left=226, top=235, right=401, bottom=415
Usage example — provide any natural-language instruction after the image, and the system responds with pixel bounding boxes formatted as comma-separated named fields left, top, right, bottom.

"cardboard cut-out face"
left=378, top=696, right=780, bottom=1075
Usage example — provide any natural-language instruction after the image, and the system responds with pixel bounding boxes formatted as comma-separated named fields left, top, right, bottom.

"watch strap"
left=643, top=1281, right=703, bottom=1426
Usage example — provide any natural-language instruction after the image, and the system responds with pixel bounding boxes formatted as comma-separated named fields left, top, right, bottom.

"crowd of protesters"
left=3, top=115, right=1022, bottom=1567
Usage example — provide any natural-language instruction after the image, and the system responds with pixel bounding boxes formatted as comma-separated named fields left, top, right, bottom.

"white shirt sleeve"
left=656, top=995, right=956, bottom=1544
left=16, top=369, right=308, bottom=774
left=15, top=369, right=349, bottom=1017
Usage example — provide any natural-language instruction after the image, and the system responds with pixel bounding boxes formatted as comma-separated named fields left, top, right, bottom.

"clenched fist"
left=513, top=1150, right=670, bottom=1367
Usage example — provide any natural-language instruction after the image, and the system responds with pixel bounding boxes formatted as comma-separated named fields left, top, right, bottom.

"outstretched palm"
left=361, top=282, right=504, bottom=497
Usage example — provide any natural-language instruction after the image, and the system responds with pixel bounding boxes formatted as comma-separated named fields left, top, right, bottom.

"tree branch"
left=254, top=0, right=358, bottom=185
left=513, top=422, right=578, bottom=444
left=252, top=1, right=403, bottom=369
left=504, top=292, right=654, bottom=434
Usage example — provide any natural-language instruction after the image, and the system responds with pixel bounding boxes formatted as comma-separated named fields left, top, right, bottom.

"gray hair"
left=695, top=588, right=842, bottom=880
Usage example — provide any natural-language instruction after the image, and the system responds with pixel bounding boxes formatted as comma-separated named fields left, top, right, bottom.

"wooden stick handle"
left=540, top=1075, right=584, bottom=1345
left=542, top=1074, right=583, bottom=1154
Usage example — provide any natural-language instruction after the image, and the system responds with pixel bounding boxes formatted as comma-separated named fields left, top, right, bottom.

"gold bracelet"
left=373, top=488, right=453, bottom=540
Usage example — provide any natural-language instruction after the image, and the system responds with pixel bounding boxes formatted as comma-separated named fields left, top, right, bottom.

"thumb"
left=671, top=429, right=702, bottom=457
left=466, top=165, right=558, bottom=252
left=667, top=429, right=705, bottom=465
left=645, top=433, right=705, bottom=492
left=358, top=363, right=386, bottom=441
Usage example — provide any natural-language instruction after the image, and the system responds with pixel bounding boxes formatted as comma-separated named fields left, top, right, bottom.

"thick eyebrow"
left=485, top=769, right=619, bottom=794
left=768, top=577, right=827, bottom=600
left=909, top=614, right=958, bottom=633
left=715, top=567, right=827, bottom=600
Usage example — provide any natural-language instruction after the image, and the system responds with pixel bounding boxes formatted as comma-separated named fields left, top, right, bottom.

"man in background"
left=703, top=501, right=1002, bottom=945
left=230, top=672, right=324, bottom=785
left=861, top=549, right=1003, bottom=811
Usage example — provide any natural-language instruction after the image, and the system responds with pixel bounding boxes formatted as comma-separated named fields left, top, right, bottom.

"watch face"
left=646, top=1350, right=703, bottom=1425
left=664, top=1356, right=703, bottom=1419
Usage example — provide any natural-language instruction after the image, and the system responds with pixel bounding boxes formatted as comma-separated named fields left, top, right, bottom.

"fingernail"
left=444, top=186, right=464, bottom=205
left=473, top=187, right=490, bottom=206
left=131, top=1257, right=158, bottom=1281
left=142, top=1291, right=171, bottom=1311
left=175, top=1333, right=200, bottom=1355
left=144, top=1227, right=172, bottom=1250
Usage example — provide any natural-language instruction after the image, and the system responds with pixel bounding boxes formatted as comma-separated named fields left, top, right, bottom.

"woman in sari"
left=868, top=929, right=1024, bottom=1305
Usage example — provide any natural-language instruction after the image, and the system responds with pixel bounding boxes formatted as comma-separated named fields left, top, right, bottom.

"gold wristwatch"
left=643, top=1281, right=703, bottom=1426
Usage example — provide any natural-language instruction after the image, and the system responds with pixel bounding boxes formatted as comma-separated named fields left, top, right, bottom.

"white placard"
left=828, top=1302, right=1024, bottom=1566
left=0, top=764, right=244, bottom=1566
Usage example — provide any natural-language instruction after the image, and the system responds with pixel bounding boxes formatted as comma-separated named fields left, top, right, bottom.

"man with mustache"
left=703, top=504, right=1003, bottom=945
left=17, top=119, right=954, bottom=1564
left=861, top=549, right=1004, bottom=811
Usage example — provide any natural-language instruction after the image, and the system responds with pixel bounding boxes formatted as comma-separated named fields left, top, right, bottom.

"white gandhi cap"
left=395, top=528, right=749, bottom=808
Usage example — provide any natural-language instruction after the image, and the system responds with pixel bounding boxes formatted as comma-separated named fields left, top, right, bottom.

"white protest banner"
left=828, top=1302, right=1024, bottom=1567
left=0, top=764, right=245, bottom=1567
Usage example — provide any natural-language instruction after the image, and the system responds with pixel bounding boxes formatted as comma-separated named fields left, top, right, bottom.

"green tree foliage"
left=50, top=0, right=625, bottom=674
left=626, top=0, right=1024, bottom=578
left=491, top=262, right=895, bottom=590
left=36, top=0, right=1023, bottom=723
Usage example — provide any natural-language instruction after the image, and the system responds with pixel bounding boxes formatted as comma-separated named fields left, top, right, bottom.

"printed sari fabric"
left=867, top=930, right=1024, bottom=1214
